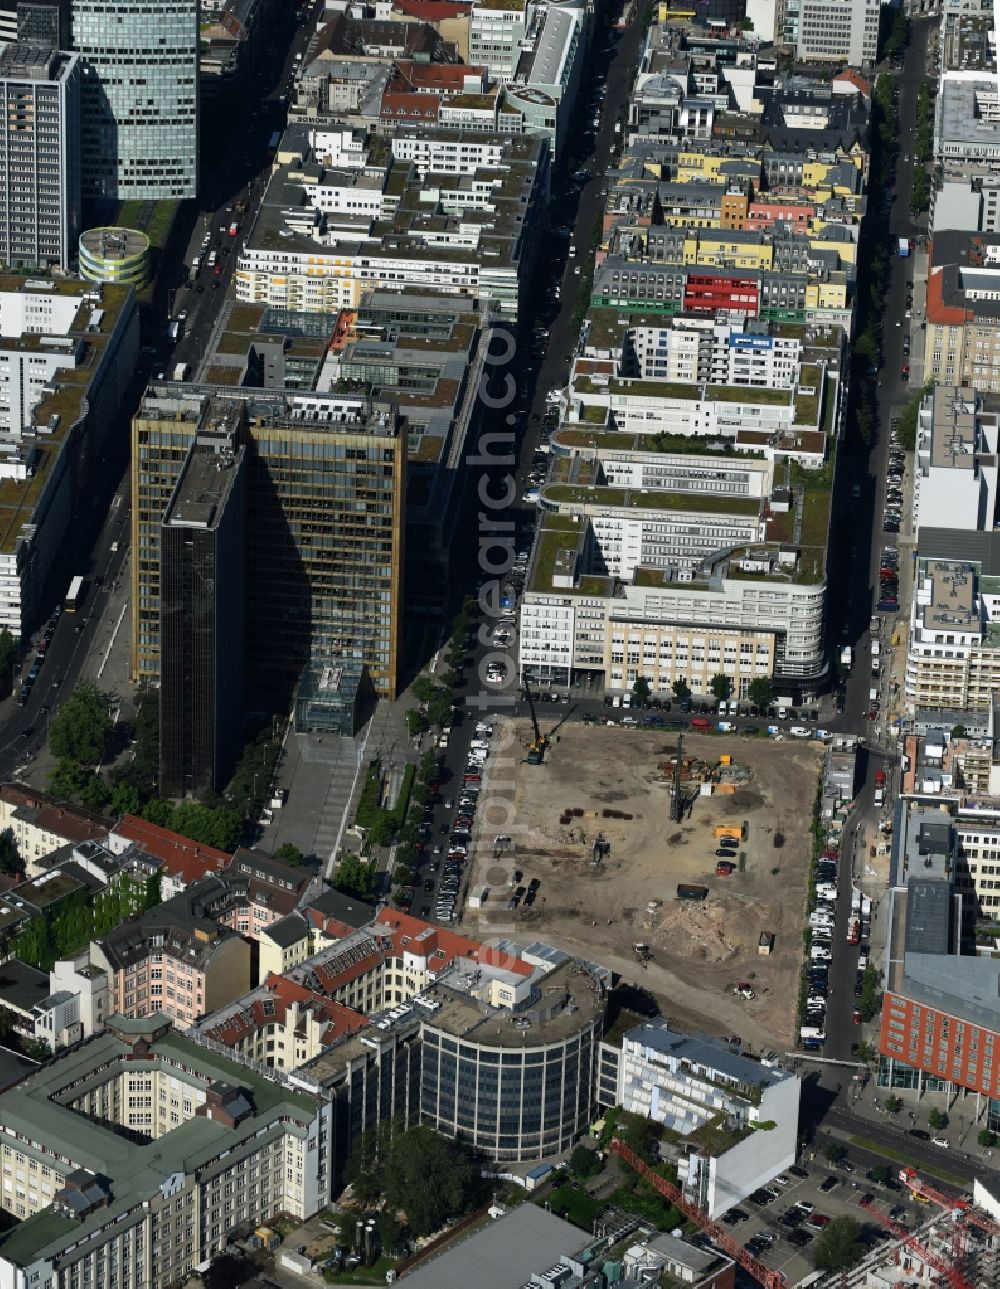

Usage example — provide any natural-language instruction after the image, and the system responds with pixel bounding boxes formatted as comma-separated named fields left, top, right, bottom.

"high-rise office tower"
left=0, top=43, right=80, bottom=271
left=132, top=387, right=405, bottom=728
left=16, top=0, right=70, bottom=46
left=70, top=0, right=198, bottom=199
left=159, top=414, right=247, bottom=797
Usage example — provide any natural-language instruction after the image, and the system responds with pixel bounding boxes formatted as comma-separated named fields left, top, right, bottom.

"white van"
left=612, top=695, right=621, bottom=708
left=470, top=739, right=490, bottom=753
left=475, top=723, right=493, bottom=736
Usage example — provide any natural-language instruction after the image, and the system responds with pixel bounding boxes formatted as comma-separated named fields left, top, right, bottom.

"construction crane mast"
left=670, top=733, right=685, bottom=822
left=607, top=1140, right=788, bottom=1289
left=859, top=1195, right=974, bottom=1289
left=522, top=672, right=548, bottom=764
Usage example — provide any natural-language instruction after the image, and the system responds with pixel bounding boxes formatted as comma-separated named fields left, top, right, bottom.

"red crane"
left=897, top=1167, right=1000, bottom=1269
left=859, top=1193, right=973, bottom=1289
left=607, top=1138, right=788, bottom=1289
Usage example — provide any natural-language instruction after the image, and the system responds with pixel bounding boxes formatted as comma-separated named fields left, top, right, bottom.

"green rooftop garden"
left=545, top=484, right=761, bottom=516
left=706, top=384, right=790, bottom=405
left=609, top=378, right=701, bottom=400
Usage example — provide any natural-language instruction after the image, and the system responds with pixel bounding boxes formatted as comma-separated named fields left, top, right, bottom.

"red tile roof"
left=390, top=60, right=487, bottom=94
left=926, top=263, right=973, bottom=326
left=832, top=69, right=871, bottom=97
left=392, top=0, right=473, bottom=19
left=1, top=784, right=108, bottom=846
left=113, top=815, right=232, bottom=885
left=375, top=908, right=534, bottom=977
left=203, top=972, right=368, bottom=1049
left=380, top=91, right=439, bottom=121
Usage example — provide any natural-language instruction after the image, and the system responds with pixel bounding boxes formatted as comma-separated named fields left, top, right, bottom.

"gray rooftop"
left=399, top=1202, right=592, bottom=1289
left=904, top=880, right=953, bottom=956
left=902, top=952, right=1000, bottom=1028
left=621, top=1021, right=791, bottom=1090
left=309, top=886, right=376, bottom=927
left=0, top=959, right=49, bottom=1014
left=918, top=526, right=1000, bottom=574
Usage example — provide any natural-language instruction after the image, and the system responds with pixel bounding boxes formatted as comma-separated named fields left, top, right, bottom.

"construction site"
left=467, top=722, right=824, bottom=1053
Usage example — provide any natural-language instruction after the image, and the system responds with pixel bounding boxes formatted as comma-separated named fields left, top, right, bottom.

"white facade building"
left=599, top=1022, right=800, bottom=1218
left=32, top=955, right=109, bottom=1049
left=795, top=0, right=880, bottom=67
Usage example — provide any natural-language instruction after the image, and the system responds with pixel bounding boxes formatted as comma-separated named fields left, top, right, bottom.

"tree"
left=951, top=724, right=968, bottom=739
left=411, top=675, right=438, bottom=705
left=870, top=1164, right=891, bottom=1185
left=928, top=1107, right=948, bottom=1130
left=671, top=677, right=691, bottom=703
left=823, top=1141, right=845, bottom=1164
left=0, top=828, right=20, bottom=876
left=978, top=1128, right=997, bottom=1149
left=710, top=674, right=733, bottom=703
left=885, top=1094, right=902, bottom=1114
left=0, top=630, right=17, bottom=700
left=49, top=683, right=112, bottom=766
left=569, top=1144, right=601, bottom=1179
left=334, top=853, right=375, bottom=903
left=274, top=842, right=304, bottom=867
left=812, top=1215, right=864, bottom=1273
left=631, top=676, right=651, bottom=704
left=859, top=964, right=881, bottom=1024
left=168, top=801, right=240, bottom=851
left=747, top=677, right=772, bottom=709
left=24, top=1039, right=51, bottom=1063
left=382, top=1126, right=483, bottom=1237
left=405, top=708, right=428, bottom=737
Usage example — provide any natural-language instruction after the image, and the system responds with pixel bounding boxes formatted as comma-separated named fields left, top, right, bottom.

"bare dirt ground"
left=466, top=724, right=824, bottom=1054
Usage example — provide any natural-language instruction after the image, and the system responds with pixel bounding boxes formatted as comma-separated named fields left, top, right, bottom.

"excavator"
left=523, top=673, right=549, bottom=764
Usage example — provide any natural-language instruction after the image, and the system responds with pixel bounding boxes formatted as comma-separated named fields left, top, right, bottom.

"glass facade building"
left=71, top=0, right=198, bottom=199
left=131, top=387, right=405, bottom=710
left=159, top=421, right=247, bottom=797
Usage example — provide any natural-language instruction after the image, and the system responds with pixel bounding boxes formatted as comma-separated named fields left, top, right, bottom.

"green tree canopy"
left=569, top=1144, right=601, bottom=1179
left=812, top=1215, right=864, bottom=1272
left=632, top=677, right=651, bottom=703
left=710, top=674, right=733, bottom=702
left=0, top=828, right=21, bottom=876
left=49, top=683, right=112, bottom=766
left=273, top=842, right=305, bottom=867
left=334, top=853, right=376, bottom=903
left=671, top=677, right=691, bottom=702
left=747, top=677, right=772, bottom=709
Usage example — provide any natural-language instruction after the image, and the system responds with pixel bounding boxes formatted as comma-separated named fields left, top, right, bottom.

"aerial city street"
left=0, top=1, right=996, bottom=1286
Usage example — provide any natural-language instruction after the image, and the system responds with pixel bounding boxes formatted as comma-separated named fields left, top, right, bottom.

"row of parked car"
left=15, top=609, right=59, bottom=707
left=882, top=422, right=907, bottom=537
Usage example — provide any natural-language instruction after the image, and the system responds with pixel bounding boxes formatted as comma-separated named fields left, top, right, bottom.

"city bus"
left=64, top=575, right=84, bottom=612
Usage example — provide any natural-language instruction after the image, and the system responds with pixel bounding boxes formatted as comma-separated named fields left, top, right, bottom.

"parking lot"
left=465, top=725, right=824, bottom=1051
left=717, top=1153, right=928, bottom=1282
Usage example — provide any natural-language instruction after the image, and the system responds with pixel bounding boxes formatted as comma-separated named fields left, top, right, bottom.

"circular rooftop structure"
left=79, top=225, right=152, bottom=289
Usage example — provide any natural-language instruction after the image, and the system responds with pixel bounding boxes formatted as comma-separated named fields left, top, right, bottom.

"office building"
left=195, top=909, right=607, bottom=1169
left=131, top=387, right=406, bottom=707
left=598, top=1021, right=800, bottom=1218
left=0, top=276, right=139, bottom=637
left=795, top=0, right=880, bottom=68
left=517, top=438, right=829, bottom=697
left=15, top=0, right=70, bottom=46
left=0, top=1013, right=332, bottom=1288
left=70, top=0, right=198, bottom=199
left=925, top=231, right=1000, bottom=392
left=158, top=417, right=247, bottom=798
left=0, top=44, right=79, bottom=272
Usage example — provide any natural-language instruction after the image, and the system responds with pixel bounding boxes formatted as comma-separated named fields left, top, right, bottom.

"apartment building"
left=0, top=44, right=80, bottom=272
left=598, top=1021, right=800, bottom=1218
left=0, top=277, right=139, bottom=637
left=0, top=1014, right=332, bottom=1289
left=107, top=814, right=232, bottom=900
left=0, top=785, right=107, bottom=874
left=925, top=231, right=1000, bottom=392
left=130, top=387, right=406, bottom=707
left=518, top=440, right=829, bottom=696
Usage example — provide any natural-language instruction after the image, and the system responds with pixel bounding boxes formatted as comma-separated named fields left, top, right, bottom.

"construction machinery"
left=608, top=1140, right=788, bottom=1289
left=523, top=673, right=549, bottom=764
left=859, top=1194, right=974, bottom=1289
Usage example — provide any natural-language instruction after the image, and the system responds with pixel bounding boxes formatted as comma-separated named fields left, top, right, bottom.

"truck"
left=840, top=645, right=853, bottom=668
left=874, top=769, right=886, bottom=789
left=173, top=362, right=189, bottom=381
left=898, top=236, right=911, bottom=257
left=676, top=883, right=709, bottom=901
left=874, top=787, right=885, bottom=807
left=228, top=221, right=239, bottom=237
left=846, top=916, right=861, bottom=945
left=167, top=318, right=181, bottom=342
